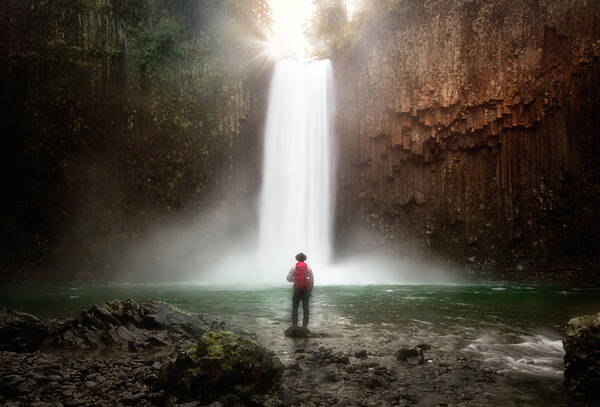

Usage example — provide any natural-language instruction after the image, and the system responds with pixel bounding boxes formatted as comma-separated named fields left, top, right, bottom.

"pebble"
left=83, top=380, right=97, bottom=389
left=17, top=381, right=35, bottom=393
left=0, top=303, right=507, bottom=407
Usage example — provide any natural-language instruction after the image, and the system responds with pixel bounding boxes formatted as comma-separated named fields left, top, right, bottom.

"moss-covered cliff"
left=0, top=0, right=271, bottom=276
left=332, top=0, right=600, bottom=269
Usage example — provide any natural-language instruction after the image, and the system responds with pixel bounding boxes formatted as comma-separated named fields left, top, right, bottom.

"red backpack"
left=293, top=262, right=311, bottom=289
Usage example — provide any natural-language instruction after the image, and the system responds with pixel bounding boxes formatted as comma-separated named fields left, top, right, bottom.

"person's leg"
left=302, top=289, right=310, bottom=328
left=292, top=289, right=300, bottom=326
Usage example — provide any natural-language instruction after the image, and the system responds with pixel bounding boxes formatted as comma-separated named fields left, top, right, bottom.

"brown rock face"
left=334, top=0, right=600, bottom=268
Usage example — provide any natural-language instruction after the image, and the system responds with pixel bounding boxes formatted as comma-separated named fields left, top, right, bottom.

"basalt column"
left=334, top=0, right=600, bottom=269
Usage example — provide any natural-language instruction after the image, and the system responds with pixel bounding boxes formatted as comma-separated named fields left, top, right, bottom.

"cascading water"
left=258, top=59, right=335, bottom=279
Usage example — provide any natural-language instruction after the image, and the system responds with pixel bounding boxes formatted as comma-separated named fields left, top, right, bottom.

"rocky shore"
left=563, top=311, right=600, bottom=401
left=0, top=299, right=592, bottom=406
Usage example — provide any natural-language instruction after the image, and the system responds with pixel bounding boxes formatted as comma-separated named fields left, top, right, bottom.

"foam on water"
left=464, top=333, right=565, bottom=376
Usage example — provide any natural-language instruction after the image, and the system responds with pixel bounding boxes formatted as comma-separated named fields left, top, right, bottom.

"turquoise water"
left=1, top=282, right=597, bottom=329
left=1, top=282, right=599, bottom=377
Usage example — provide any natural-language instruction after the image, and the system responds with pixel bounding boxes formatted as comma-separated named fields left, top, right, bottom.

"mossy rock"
left=156, top=330, right=283, bottom=403
left=563, top=312, right=600, bottom=400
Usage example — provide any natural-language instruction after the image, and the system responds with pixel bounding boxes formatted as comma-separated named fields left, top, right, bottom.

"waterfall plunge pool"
left=2, top=282, right=598, bottom=384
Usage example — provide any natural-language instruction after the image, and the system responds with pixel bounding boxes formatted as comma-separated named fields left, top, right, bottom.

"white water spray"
left=258, top=59, right=335, bottom=279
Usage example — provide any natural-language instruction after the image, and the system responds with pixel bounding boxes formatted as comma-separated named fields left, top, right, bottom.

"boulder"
left=284, top=326, right=337, bottom=339
left=156, top=330, right=283, bottom=403
left=43, top=299, right=219, bottom=350
left=0, top=307, right=47, bottom=352
left=284, top=326, right=310, bottom=338
left=396, top=344, right=430, bottom=365
left=563, top=312, right=600, bottom=399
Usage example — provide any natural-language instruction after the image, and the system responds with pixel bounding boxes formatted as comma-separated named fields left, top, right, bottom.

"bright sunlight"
left=266, top=0, right=315, bottom=60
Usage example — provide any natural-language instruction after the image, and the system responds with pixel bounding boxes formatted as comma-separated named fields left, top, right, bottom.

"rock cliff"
left=334, top=0, right=600, bottom=268
left=0, top=0, right=271, bottom=276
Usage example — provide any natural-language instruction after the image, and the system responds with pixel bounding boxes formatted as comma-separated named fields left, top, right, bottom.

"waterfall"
left=258, top=59, right=335, bottom=278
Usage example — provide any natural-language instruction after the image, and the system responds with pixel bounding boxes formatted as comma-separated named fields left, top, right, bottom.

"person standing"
left=286, top=252, right=314, bottom=328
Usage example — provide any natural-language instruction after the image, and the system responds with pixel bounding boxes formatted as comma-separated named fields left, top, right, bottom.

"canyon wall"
left=334, top=0, right=600, bottom=269
left=0, top=0, right=270, bottom=277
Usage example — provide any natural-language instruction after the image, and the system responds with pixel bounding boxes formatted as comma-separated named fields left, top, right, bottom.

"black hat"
left=295, top=252, right=307, bottom=262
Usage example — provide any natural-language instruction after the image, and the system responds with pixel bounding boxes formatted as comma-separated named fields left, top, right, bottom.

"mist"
left=114, top=210, right=458, bottom=286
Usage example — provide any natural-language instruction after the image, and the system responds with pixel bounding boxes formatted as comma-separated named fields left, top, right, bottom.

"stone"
left=311, top=346, right=350, bottom=366
left=563, top=312, right=600, bottom=400
left=0, top=307, right=47, bottom=352
left=122, top=392, right=144, bottom=404
left=4, top=374, right=25, bottom=384
left=155, top=330, right=283, bottom=403
left=322, top=366, right=339, bottom=382
left=42, top=299, right=217, bottom=351
left=263, top=396, right=284, bottom=407
left=17, top=380, right=35, bottom=393
left=354, top=349, right=368, bottom=359
left=365, top=373, right=387, bottom=388
left=396, top=347, right=424, bottom=365
left=83, top=380, right=97, bottom=389
left=284, top=326, right=310, bottom=338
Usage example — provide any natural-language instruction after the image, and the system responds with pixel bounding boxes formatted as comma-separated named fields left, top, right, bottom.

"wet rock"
left=563, top=312, right=600, bottom=400
left=313, top=347, right=350, bottom=365
left=0, top=307, right=47, bottom=352
left=364, top=373, right=387, bottom=388
left=322, top=366, right=339, bottom=382
left=396, top=347, right=425, bottom=365
left=142, top=301, right=219, bottom=335
left=284, top=326, right=310, bottom=338
left=43, top=299, right=217, bottom=351
left=416, top=343, right=431, bottom=351
left=156, top=330, right=283, bottom=403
